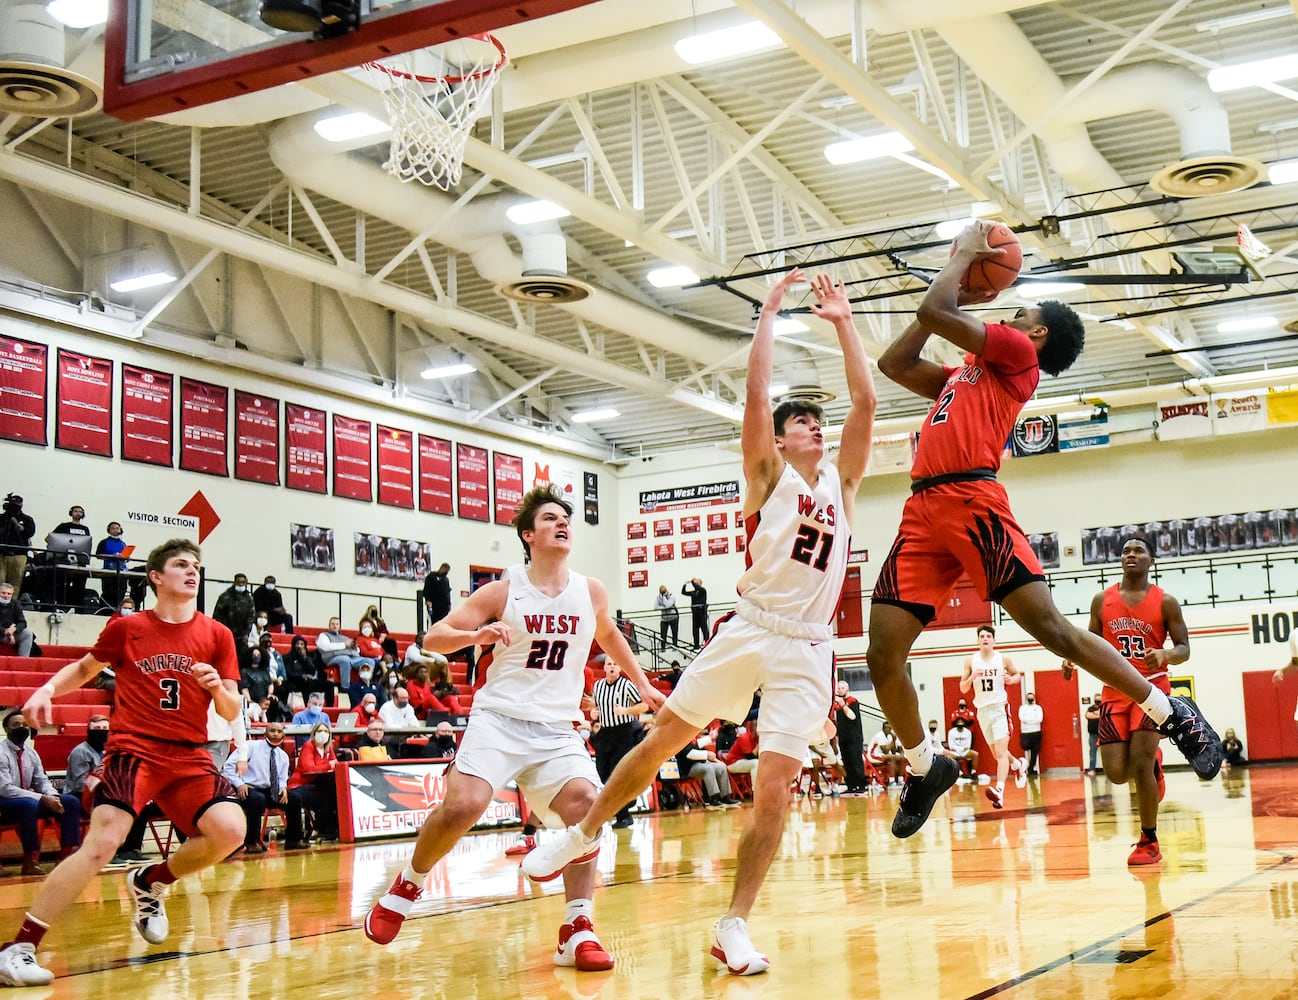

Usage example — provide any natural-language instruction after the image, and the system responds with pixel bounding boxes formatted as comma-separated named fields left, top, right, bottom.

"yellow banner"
left=1266, top=388, right=1298, bottom=425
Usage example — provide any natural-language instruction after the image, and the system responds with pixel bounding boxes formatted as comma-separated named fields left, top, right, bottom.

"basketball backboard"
left=103, top=0, right=598, bottom=121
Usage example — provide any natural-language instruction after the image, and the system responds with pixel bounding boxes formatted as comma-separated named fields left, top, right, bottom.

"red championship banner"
left=333, top=414, right=373, bottom=501
left=121, top=364, right=173, bottom=466
left=626, top=522, right=647, bottom=540
left=178, top=378, right=228, bottom=476
left=418, top=434, right=453, bottom=515
left=735, top=533, right=746, bottom=552
left=628, top=569, right=648, bottom=588
left=234, top=391, right=279, bottom=485
left=0, top=336, right=47, bottom=445
left=708, top=536, right=729, bottom=556
left=285, top=403, right=327, bottom=493
left=654, top=542, right=675, bottom=561
left=493, top=452, right=524, bottom=526
left=457, top=443, right=490, bottom=522
left=54, top=349, right=111, bottom=456
left=376, top=425, right=414, bottom=509
left=706, top=511, right=727, bottom=532
left=627, top=545, right=647, bottom=564
left=734, top=510, right=745, bottom=528
left=653, top=519, right=674, bottom=538
left=680, top=515, right=701, bottom=534
left=681, top=539, right=702, bottom=558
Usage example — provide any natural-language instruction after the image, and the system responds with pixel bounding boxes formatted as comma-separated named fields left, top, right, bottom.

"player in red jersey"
left=867, top=221, right=1222, bottom=841
left=1063, top=537, right=1188, bottom=866
left=0, top=539, right=245, bottom=989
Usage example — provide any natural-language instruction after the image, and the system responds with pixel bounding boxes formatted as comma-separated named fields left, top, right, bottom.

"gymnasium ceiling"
left=3, top=0, right=1298, bottom=462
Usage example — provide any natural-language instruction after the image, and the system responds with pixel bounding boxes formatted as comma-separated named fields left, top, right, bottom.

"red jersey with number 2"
left=1101, top=584, right=1168, bottom=681
left=910, top=322, right=1040, bottom=481
left=91, top=610, right=240, bottom=745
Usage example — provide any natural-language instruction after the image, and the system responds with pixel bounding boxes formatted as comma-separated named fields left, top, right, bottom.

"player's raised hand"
left=192, top=662, right=223, bottom=692
left=474, top=622, right=511, bottom=647
left=808, top=273, right=853, bottom=325
left=761, top=267, right=806, bottom=312
left=952, top=220, right=1004, bottom=259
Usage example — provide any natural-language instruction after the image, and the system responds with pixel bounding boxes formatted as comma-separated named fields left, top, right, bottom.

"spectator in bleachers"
left=431, top=721, right=458, bottom=758
left=355, top=620, right=385, bottom=666
left=403, top=631, right=449, bottom=673
left=284, top=635, right=314, bottom=694
left=252, top=575, right=294, bottom=634
left=94, top=521, right=131, bottom=609
left=724, top=725, right=759, bottom=775
left=285, top=721, right=339, bottom=848
left=361, top=605, right=398, bottom=660
left=676, top=731, right=740, bottom=809
left=240, top=645, right=273, bottom=704
left=63, top=715, right=110, bottom=800
left=867, top=721, right=906, bottom=787
left=222, top=721, right=291, bottom=855
left=0, top=582, right=34, bottom=657
left=428, top=662, right=464, bottom=716
left=382, top=665, right=403, bottom=699
left=248, top=613, right=271, bottom=651
left=349, top=664, right=386, bottom=713
left=355, top=692, right=381, bottom=729
left=378, top=687, right=418, bottom=730
left=406, top=664, right=450, bottom=719
left=423, top=562, right=452, bottom=624
left=291, top=693, right=329, bottom=729
left=298, top=650, right=337, bottom=707
left=212, top=574, right=256, bottom=647
left=0, top=710, right=82, bottom=875
left=356, top=721, right=390, bottom=761
left=257, top=632, right=287, bottom=697
left=316, top=617, right=368, bottom=689
left=0, top=494, right=35, bottom=600
left=111, top=595, right=135, bottom=618
left=664, top=660, right=683, bottom=690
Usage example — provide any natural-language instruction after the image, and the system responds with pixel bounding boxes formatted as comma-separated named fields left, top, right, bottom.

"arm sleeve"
left=979, top=323, right=1040, bottom=401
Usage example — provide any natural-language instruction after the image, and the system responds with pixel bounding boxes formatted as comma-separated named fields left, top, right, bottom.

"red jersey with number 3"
left=1101, top=584, right=1168, bottom=682
left=90, top=610, right=240, bottom=745
left=910, top=323, right=1040, bottom=481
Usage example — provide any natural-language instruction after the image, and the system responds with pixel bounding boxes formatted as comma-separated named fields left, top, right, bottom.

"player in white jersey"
left=523, top=268, right=877, bottom=976
left=959, top=625, right=1025, bottom=808
left=363, top=486, right=663, bottom=973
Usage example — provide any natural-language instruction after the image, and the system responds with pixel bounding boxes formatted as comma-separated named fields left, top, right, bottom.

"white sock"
left=903, top=739, right=934, bottom=777
left=575, top=823, right=601, bottom=843
left=1138, top=687, right=1172, bottom=726
left=401, top=864, right=428, bottom=886
left=564, top=898, right=593, bottom=924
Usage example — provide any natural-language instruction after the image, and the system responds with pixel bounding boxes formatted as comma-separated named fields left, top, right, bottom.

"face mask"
left=235, top=585, right=248, bottom=593
left=929, top=727, right=937, bottom=734
left=361, top=627, right=373, bottom=637
left=359, top=671, right=372, bottom=682
left=8, top=727, right=30, bottom=746
left=578, top=729, right=591, bottom=742
left=257, top=618, right=268, bottom=627
left=396, top=700, right=409, bottom=710
left=310, top=704, right=323, bottom=714
left=87, top=729, right=109, bottom=751
left=265, top=583, right=276, bottom=591
left=314, top=732, right=329, bottom=746
left=0, top=598, right=9, bottom=606
left=120, top=607, right=134, bottom=616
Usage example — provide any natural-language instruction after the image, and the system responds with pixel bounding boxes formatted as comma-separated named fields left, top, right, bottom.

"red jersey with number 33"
left=90, top=610, right=240, bottom=745
left=1101, top=584, right=1168, bottom=680
left=910, top=323, right=1040, bottom=481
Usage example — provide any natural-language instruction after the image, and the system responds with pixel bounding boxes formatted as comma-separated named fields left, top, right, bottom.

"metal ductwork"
left=497, top=230, right=594, bottom=304
left=0, top=4, right=100, bottom=116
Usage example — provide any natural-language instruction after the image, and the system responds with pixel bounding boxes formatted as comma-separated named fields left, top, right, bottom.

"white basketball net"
left=365, top=35, right=506, bottom=190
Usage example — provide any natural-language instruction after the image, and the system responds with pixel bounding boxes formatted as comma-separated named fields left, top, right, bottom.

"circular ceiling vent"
left=496, top=276, right=594, bottom=304
left=1150, top=156, right=1264, bottom=198
left=777, top=386, right=837, bottom=404
left=0, top=61, right=101, bottom=117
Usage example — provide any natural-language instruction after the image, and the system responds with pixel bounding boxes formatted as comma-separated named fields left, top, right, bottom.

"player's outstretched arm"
left=22, top=653, right=108, bottom=728
left=589, top=577, right=666, bottom=713
left=916, top=221, right=1001, bottom=356
left=878, top=320, right=950, bottom=401
left=427, top=580, right=511, bottom=653
left=743, top=269, right=804, bottom=509
left=811, top=273, right=876, bottom=499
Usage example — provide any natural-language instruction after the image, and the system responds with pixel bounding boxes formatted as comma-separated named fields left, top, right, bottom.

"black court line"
left=961, top=853, right=1296, bottom=999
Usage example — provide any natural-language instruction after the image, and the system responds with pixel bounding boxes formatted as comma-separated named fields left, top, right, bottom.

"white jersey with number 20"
left=470, top=563, right=596, bottom=724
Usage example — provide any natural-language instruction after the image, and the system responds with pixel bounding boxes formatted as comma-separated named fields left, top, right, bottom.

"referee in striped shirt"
left=590, top=658, right=650, bottom=829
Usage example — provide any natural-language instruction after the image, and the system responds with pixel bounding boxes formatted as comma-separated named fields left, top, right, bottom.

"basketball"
left=952, top=223, right=1022, bottom=295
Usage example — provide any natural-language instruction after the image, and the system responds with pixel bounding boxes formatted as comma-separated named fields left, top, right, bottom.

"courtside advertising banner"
left=493, top=451, right=524, bottom=526
left=457, top=443, right=489, bottom=521
left=234, top=391, right=280, bottom=485
left=0, top=336, right=47, bottom=445
left=121, top=364, right=173, bottom=466
left=178, top=378, right=228, bottom=476
left=332, top=414, right=372, bottom=501
left=55, top=349, right=111, bottom=456
left=418, top=434, right=454, bottom=515
left=1057, top=410, right=1110, bottom=451
left=285, top=403, right=327, bottom=493
left=1211, top=392, right=1267, bottom=435
left=376, top=425, right=414, bottom=509
left=340, top=761, right=523, bottom=842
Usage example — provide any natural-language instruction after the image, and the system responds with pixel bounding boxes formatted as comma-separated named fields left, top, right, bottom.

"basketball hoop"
left=364, top=34, right=507, bottom=190
left=1235, top=223, right=1273, bottom=279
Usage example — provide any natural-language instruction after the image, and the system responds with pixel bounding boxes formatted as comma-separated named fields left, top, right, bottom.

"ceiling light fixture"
left=773, top=318, right=809, bottom=336
left=824, top=131, right=915, bottom=165
left=313, top=111, right=390, bottom=142
left=505, top=200, right=571, bottom=225
left=1217, top=316, right=1277, bottom=334
left=647, top=266, right=699, bottom=288
left=1208, top=54, right=1298, bottom=93
left=1015, top=281, right=1085, bottom=296
left=571, top=407, right=620, bottom=423
left=420, top=361, right=476, bottom=379
left=46, top=0, right=108, bottom=27
left=109, top=271, right=176, bottom=293
left=1269, top=159, right=1298, bottom=185
left=1195, top=8, right=1293, bottom=32
left=674, top=21, right=783, bottom=66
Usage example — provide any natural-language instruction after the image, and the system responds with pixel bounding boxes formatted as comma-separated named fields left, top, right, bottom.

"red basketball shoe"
left=364, top=872, right=423, bottom=945
left=1128, top=833, right=1162, bottom=866
left=555, top=916, right=614, bottom=971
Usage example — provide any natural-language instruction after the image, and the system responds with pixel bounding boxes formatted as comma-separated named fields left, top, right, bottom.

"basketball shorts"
left=872, top=480, right=1045, bottom=625
left=666, top=610, right=834, bottom=761
left=977, top=702, right=1012, bottom=745
left=453, top=709, right=599, bottom=829
left=96, top=735, right=238, bottom=837
left=1098, top=676, right=1171, bottom=745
